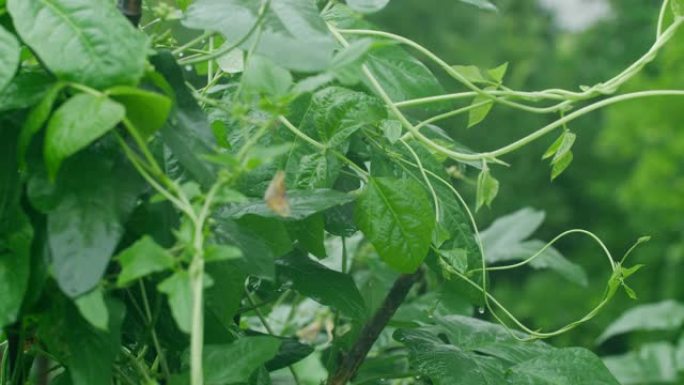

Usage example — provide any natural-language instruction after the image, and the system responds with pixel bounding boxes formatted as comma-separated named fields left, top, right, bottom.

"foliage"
left=0, top=0, right=682, bottom=384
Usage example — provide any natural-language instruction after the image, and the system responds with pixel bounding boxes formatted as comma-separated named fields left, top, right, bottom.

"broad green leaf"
left=18, top=82, right=64, bottom=169
left=202, top=337, right=281, bottom=385
left=277, top=252, right=367, bottom=319
left=507, top=347, right=619, bottom=385
left=107, top=86, right=172, bottom=139
left=44, top=93, right=125, bottom=180
left=365, top=44, right=444, bottom=105
left=74, top=287, right=109, bottom=331
left=603, top=342, right=678, bottom=385
left=242, top=55, right=293, bottom=97
left=264, top=337, right=314, bottom=371
left=213, top=217, right=276, bottom=280
left=543, top=130, right=576, bottom=161
left=183, top=0, right=335, bottom=72
left=288, top=151, right=342, bottom=190
left=47, top=150, right=144, bottom=297
left=38, top=297, right=126, bottom=385
left=7, top=0, right=148, bottom=89
left=151, top=52, right=218, bottom=186
left=487, top=62, right=509, bottom=83
left=0, top=25, right=20, bottom=92
left=438, top=248, right=468, bottom=273
left=476, top=168, right=499, bottom=210
left=480, top=208, right=545, bottom=261
left=216, top=47, right=245, bottom=74
left=0, top=209, right=33, bottom=327
left=355, top=177, right=435, bottom=273
left=347, top=0, right=391, bottom=14
left=205, top=260, right=247, bottom=328
left=0, top=71, right=55, bottom=112
left=158, top=270, right=192, bottom=333
left=116, top=236, right=176, bottom=287
left=236, top=216, right=293, bottom=257
left=551, top=150, right=573, bottom=180
left=672, top=0, right=684, bottom=17
left=597, top=300, right=684, bottom=344
left=288, top=214, right=327, bottom=259
left=223, top=189, right=355, bottom=220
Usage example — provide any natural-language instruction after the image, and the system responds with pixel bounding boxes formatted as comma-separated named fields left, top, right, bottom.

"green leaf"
left=74, top=287, right=109, bottom=331
left=288, top=214, right=328, bottom=259
left=365, top=44, right=444, bottom=105
left=672, top=0, right=684, bottom=17
left=39, top=297, right=126, bottom=385
left=205, top=260, right=247, bottom=328
left=551, top=150, right=573, bottom=180
left=18, top=82, right=64, bottom=169
left=7, top=0, right=148, bottom=89
left=44, top=93, right=125, bottom=180
left=242, top=55, right=293, bottom=97
left=213, top=217, right=276, bottom=280
left=277, top=253, right=367, bottom=319
left=381, top=119, right=403, bottom=143
left=47, top=150, right=144, bottom=297
left=116, top=236, right=176, bottom=287
left=603, top=342, right=678, bottom=385
left=223, top=189, right=355, bottom=220
left=468, top=94, right=494, bottom=128
left=476, top=168, right=499, bottom=210
left=264, top=337, right=314, bottom=371
left=507, top=347, right=620, bottom=385
left=487, top=62, right=509, bottom=83
left=158, top=270, right=192, bottom=333
left=202, top=337, right=281, bottom=385
left=107, top=86, right=173, bottom=139
left=452, top=65, right=489, bottom=84
left=183, top=0, right=335, bottom=72
left=355, top=177, right=435, bottom=273
left=204, top=244, right=243, bottom=263
left=151, top=52, right=218, bottom=186
left=480, top=208, right=587, bottom=285
left=347, top=0, right=391, bottom=14
left=597, top=300, right=684, bottom=344
left=0, top=71, right=55, bottom=112
left=329, top=38, right=373, bottom=85
left=552, top=131, right=576, bottom=163
left=0, top=25, right=20, bottom=92
left=0, top=209, right=33, bottom=327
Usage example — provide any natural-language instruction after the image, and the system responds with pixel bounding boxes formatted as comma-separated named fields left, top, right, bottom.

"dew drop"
left=178, top=52, right=184, bottom=57
left=477, top=306, right=485, bottom=314
left=184, top=65, right=193, bottom=72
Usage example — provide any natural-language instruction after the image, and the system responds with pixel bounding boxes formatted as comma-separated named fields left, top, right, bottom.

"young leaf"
left=487, top=62, right=509, bottom=83
left=116, top=236, right=176, bottom=287
left=452, top=65, right=489, bottom=84
left=106, top=86, right=173, bottom=139
left=476, top=168, right=499, bottom=210
left=7, top=0, right=148, bottom=89
left=381, top=119, right=403, bottom=143
left=0, top=25, right=20, bottom=92
left=277, top=253, right=367, bottom=319
left=75, top=287, right=109, bottom=331
left=347, top=0, right=391, bottom=14
left=157, top=270, right=192, bottom=333
left=551, top=150, right=573, bottom=180
left=44, top=94, right=125, bottom=180
left=355, top=177, right=435, bottom=273
left=468, top=95, right=494, bottom=128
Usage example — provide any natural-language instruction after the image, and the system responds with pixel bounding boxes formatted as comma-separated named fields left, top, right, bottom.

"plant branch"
left=326, top=270, right=422, bottom=385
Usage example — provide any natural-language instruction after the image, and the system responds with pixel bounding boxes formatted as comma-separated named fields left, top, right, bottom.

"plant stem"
left=326, top=270, right=422, bottom=385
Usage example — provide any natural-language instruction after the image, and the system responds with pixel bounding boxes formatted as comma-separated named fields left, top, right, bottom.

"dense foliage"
left=1, top=0, right=683, bottom=384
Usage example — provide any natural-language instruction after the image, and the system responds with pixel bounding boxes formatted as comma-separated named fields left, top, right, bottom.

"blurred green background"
left=371, top=0, right=684, bottom=357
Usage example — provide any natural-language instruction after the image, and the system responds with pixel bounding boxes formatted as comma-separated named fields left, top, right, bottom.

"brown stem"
left=327, top=270, right=422, bottom=385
